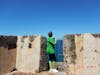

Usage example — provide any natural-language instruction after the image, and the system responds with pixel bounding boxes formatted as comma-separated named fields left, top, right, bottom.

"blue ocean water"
left=54, top=40, right=64, bottom=62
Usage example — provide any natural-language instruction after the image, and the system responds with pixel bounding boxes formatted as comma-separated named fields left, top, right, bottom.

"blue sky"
left=0, top=0, right=100, bottom=38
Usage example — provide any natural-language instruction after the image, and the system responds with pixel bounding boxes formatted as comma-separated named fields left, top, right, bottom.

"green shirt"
left=46, top=37, right=56, bottom=54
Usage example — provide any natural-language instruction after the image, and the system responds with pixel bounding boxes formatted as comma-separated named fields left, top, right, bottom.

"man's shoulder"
left=48, top=37, right=53, bottom=40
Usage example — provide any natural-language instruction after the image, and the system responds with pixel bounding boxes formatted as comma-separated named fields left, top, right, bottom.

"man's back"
left=46, top=37, right=55, bottom=54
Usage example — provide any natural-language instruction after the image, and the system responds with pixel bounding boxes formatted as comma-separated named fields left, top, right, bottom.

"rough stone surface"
left=75, top=34, right=84, bottom=75
left=63, top=35, right=76, bottom=75
left=1, top=34, right=100, bottom=75
left=39, top=36, right=48, bottom=72
left=63, top=33, right=100, bottom=75
left=16, top=35, right=48, bottom=73
left=0, top=35, right=48, bottom=75
left=16, top=36, right=41, bottom=73
left=0, top=36, right=17, bottom=75
left=83, top=34, right=100, bottom=75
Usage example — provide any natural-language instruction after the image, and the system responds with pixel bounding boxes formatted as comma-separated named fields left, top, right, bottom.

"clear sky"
left=0, top=0, right=100, bottom=38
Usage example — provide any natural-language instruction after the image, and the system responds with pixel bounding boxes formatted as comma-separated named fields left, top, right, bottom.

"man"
left=46, top=32, right=58, bottom=72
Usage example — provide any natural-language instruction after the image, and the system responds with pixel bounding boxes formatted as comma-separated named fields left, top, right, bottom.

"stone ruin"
left=0, top=33, right=100, bottom=75
left=63, top=33, right=100, bottom=75
left=0, top=35, right=48, bottom=75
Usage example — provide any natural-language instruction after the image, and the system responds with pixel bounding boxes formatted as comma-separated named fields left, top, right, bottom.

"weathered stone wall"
left=0, top=36, right=17, bottom=75
left=16, top=35, right=48, bottom=73
left=75, top=34, right=84, bottom=75
left=63, top=33, right=100, bottom=75
left=82, top=34, right=100, bottom=75
left=63, top=35, right=76, bottom=75
left=39, top=36, right=48, bottom=72
left=1, top=34, right=100, bottom=75
left=0, top=35, right=48, bottom=75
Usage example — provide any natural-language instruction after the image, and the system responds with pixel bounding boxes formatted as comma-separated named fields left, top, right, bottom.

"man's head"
left=48, top=32, right=53, bottom=37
